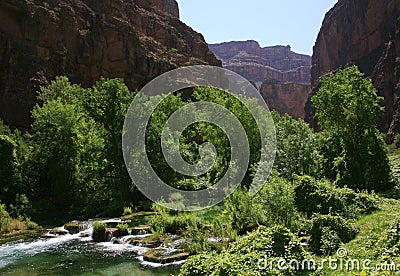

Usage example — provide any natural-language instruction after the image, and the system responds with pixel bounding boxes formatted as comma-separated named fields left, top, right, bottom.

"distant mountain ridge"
left=209, top=40, right=311, bottom=86
left=209, top=40, right=311, bottom=118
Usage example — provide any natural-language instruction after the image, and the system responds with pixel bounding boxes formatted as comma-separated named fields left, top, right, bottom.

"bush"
left=255, top=173, right=299, bottom=229
left=180, top=225, right=308, bottom=275
left=222, top=174, right=300, bottom=234
left=149, top=204, right=204, bottom=234
left=0, top=204, right=11, bottom=233
left=294, top=176, right=378, bottom=218
left=92, top=221, right=107, bottom=242
left=308, top=214, right=358, bottom=255
left=123, top=206, right=132, bottom=216
left=116, top=223, right=129, bottom=236
left=25, top=218, right=39, bottom=230
left=272, top=112, right=323, bottom=180
left=223, top=188, right=263, bottom=234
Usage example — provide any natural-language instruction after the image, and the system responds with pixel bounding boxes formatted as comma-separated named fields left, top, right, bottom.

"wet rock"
left=64, top=221, right=91, bottom=234
left=128, top=234, right=163, bottom=248
left=49, top=227, right=69, bottom=236
left=131, top=226, right=151, bottom=235
left=143, top=248, right=190, bottom=264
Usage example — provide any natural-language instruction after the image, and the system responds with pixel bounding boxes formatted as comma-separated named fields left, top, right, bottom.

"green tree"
left=0, top=135, right=19, bottom=205
left=30, top=77, right=105, bottom=216
left=82, top=78, right=136, bottom=207
left=0, top=120, right=30, bottom=217
left=312, top=66, right=391, bottom=191
left=272, top=112, right=322, bottom=180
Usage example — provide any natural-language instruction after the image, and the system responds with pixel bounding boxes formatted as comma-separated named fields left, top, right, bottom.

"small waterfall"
left=0, top=217, right=188, bottom=270
left=0, top=231, right=80, bottom=269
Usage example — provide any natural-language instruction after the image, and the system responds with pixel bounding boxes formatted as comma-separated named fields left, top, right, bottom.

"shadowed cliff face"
left=0, top=0, right=221, bottom=128
left=306, top=0, right=400, bottom=141
left=260, top=80, right=310, bottom=119
left=209, top=40, right=311, bottom=119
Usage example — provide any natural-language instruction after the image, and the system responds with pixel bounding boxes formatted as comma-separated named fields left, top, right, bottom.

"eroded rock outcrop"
left=0, top=0, right=220, bottom=128
left=209, top=40, right=311, bottom=87
left=306, top=0, right=400, bottom=140
left=260, top=80, right=310, bottom=119
left=209, top=40, right=312, bottom=119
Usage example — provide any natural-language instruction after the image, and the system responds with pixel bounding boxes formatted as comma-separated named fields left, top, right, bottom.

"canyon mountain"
left=0, top=0, right=220, bottom=128
left=209, top=41, right=312, bottom=118
left=305, top=0, right=400, bottom=141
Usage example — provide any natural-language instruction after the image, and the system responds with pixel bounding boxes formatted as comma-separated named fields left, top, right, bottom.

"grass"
left=313, top=198, right=400, bottom=275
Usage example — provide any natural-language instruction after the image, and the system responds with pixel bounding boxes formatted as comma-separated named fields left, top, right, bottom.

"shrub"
left=272, top=112, right=323, bottom=180
left=294, top=175, right=378, bottom=218
left=25, top=218, right=39, bottom=230
left=181, top=224, right=214, bottom=254
left=308, top=214, right=358, bottom=255
left=149, top=205, right=203, bottom=234
left=223, top=188, right=263, bottom=234
left=222, top=174, right=300, bottom=234
left=180, top=225, right=308, bottom=275
left=123, top=206, right=132, bottom=216
left=116, top=223, right=129, bottom=236
left=0, top=204, right=11, bottom=233
left=92, top=221, right=107, bottom=242
left=255, top=173, right=299, bottom=229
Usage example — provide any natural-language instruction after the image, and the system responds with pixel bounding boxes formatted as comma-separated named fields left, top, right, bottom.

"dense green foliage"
left=0, top=204, right=11, bottom=233
left=92, top=221, right=107, bottom=242
left=294, top=176, right=378, bottom=219
left=312, top=66, right=391, bottom=191
left=272, top=113, right=322, bottom=179
left=1, top=67, right=399, bottom=275
left=180, top=225, right=308, bottom=276
left=149, top=204, right=204, bottom=234
left=308, top=214, right=358, bottom=255
left=27, top=77, right=136, bottom=217
left=222, top=172, right=298, bottom=234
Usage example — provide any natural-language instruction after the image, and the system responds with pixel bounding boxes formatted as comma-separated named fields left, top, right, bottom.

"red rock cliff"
left=209, top=40, right=311, bottom=119
left=0, top=0, right=220, bottom=128
left=306, top=0, right=400, bottom=140
left=260, top=80, right=310, bottom=119
left=209, top=40, right=311, bottom=86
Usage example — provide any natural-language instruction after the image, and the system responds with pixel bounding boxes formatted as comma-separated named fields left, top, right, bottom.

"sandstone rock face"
left=260, top=80, right=311, bottom=119
left=0, top=0, right=220, bottom=128
left=209, top=40, right=312, bottom=119
left=209, top=40, right=311, bottom=87
left=306, top=0, right=400, bottom=140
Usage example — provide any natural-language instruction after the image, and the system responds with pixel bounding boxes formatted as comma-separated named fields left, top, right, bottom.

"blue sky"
left=177, top=1, right=337, bottom=55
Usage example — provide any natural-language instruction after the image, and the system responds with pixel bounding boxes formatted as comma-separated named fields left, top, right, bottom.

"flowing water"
left=0, top=223, right=181, bottom=275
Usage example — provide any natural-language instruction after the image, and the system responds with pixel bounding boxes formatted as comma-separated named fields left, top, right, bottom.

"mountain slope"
left=209, top=40, right=311, bottom=118
left=305, top=0, right=400, bottom=141
left=0, top=0, right=220, bottom=128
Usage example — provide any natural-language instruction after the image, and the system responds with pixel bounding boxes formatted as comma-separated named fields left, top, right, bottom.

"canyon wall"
left=305, top=0, right=400, bottom=140
left=209, top=40, right=311, bottom=86
left=0, top=0, right=220, bottom=128
left=210, top=40, right=311, bottom=118
left=260, top=80, right=311, bottom=119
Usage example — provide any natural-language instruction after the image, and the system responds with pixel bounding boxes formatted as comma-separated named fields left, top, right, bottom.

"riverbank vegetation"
left=1, top=66, right=400, bottom=274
